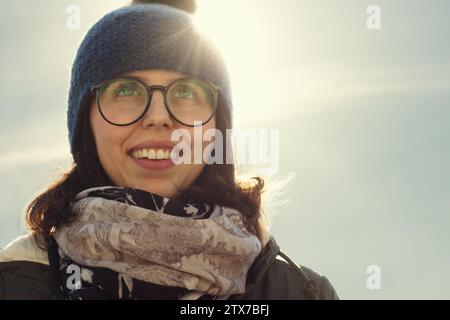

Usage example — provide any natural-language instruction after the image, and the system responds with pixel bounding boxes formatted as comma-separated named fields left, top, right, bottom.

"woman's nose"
left=141, top=90, right=173, bottom=128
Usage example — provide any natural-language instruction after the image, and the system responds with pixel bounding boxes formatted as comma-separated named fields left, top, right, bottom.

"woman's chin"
left=132, top=182, right=174, bottom=198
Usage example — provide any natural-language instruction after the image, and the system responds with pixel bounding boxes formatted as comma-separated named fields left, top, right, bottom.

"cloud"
left=0, top=144, right=70, bottom=169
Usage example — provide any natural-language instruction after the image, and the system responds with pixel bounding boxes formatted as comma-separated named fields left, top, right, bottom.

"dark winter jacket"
left=0, top=234, right=339, bottom=300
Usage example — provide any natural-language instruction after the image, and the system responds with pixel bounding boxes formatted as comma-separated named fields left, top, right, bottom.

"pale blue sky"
left=1, top=0, right=449, bottom=299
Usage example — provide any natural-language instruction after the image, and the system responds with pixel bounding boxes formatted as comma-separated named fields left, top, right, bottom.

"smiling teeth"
left=132, top=149, right=171, bottom=160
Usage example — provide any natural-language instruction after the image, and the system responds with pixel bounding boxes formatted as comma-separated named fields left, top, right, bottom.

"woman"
left=0, top=0, right=339, bottom=300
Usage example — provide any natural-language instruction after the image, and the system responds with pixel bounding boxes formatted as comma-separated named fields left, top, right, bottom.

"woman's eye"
left=116, top=84, right=141, bottom=96
left=174, top=84, right=196, bottom=99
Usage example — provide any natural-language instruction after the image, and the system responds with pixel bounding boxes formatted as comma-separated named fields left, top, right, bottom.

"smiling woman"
left=0, top=0, right=338, bottom=300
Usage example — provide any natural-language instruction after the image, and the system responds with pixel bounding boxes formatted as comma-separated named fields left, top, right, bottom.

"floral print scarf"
left=48, top=186, right=262, bottom=300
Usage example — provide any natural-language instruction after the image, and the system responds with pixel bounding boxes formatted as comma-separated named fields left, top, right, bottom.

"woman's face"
left=89, top=69, right=216, bottom=198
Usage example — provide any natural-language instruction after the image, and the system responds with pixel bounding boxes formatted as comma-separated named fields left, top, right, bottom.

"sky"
left=0, top=0, right=449, bottom=299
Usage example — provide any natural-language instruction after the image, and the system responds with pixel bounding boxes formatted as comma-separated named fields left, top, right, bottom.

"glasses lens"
left=98, top=78, right=148, bottom=125
left=167, top=79, right=216, bottom=125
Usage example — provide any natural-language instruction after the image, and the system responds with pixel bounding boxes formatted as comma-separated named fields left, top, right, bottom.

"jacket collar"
left=0, top=233, right=49, bottom=265
left=240, top=236, right=281, bottom=293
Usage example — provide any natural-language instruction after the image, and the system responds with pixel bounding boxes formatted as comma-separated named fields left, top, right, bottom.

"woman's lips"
left=127, top=140, right=176, bottom=154
left=129, top=155, right=175, bottom=170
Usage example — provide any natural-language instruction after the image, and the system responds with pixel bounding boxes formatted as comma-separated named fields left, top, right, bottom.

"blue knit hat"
left=67, top=3, right=232, bottom=158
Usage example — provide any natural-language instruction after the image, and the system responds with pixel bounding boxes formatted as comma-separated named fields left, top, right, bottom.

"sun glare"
left=194, top=0, right=278, bottom=125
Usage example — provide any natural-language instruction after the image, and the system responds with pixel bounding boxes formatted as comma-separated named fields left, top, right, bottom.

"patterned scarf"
left=49, top=186, right=262, bottom=300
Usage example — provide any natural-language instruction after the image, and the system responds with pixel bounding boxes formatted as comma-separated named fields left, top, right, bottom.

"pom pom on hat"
left=131, top=0, right=197, bottom=14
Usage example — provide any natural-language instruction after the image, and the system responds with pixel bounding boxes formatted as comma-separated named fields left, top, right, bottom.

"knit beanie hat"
left=67, top=2, right=232, bottom=158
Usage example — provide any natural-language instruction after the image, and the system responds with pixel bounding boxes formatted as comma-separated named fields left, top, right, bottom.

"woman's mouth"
left=129, top=148, right=175, bottom=170
left=130, top=148, right=171, bottom=160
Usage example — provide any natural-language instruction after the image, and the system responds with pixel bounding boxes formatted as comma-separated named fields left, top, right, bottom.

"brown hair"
left=26, top=93, right=266, bottom=249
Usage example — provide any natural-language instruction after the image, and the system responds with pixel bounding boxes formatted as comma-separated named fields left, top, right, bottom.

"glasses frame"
left=90, top=76, right=220, bottom=127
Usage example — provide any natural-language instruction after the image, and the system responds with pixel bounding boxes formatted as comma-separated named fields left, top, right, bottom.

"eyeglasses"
left=90, top=76, right=220, bottom=127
